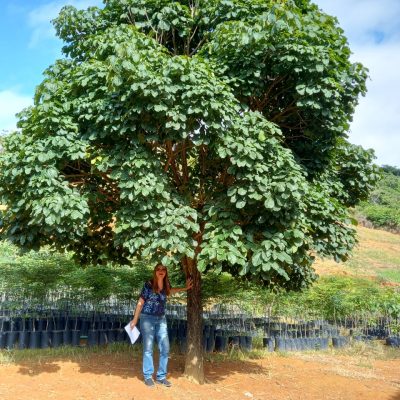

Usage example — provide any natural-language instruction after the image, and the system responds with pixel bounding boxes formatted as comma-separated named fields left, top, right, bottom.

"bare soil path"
left=1, top=350, right=399, bottom=400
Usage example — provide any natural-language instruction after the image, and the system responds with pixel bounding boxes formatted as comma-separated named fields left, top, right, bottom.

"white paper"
left=124, top=323, right=140, bottom=344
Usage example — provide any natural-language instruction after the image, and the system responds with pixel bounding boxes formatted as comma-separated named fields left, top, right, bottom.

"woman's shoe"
left=156, top=379, right=172, bottom=387
left=144, top=378, right=155, bottom=387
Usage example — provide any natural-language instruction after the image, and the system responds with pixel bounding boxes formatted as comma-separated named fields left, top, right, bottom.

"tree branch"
left=181, top=140, right=189, bottom=184
left=172, top=28, right=178, bottom=55
left=270, top=102, right=298, bottom=123
left=189, top=35, right=207, bottom=56
left=164, top=140, right=182, bottom=187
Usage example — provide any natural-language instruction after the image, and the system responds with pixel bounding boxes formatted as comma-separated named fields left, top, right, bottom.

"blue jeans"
left=140, top=314, right=170, bottom=380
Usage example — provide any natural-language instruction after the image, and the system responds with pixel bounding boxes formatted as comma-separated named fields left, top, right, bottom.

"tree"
left=381, top=165, right=400, bottom=177
left=0, top=0, right=379, bottom=383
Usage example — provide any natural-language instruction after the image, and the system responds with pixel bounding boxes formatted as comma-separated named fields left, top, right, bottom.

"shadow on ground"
left=6, top=343, right=270, bottom=384
left=389, top=392, right=400, bottom=400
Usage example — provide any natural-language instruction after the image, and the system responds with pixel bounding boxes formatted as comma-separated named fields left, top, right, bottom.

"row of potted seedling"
left=265, top=336, right=350, bottom=352
left=0, top=316, right=254, bottom=352
left=263, top=335, right=400, bottom=351
left=0, top=316, right=130, bottom=333
left=1, top=312, right=398, bottom=351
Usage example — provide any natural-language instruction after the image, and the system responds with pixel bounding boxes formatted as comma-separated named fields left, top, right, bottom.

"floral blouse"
left=140, top=281, right=167, bottom=316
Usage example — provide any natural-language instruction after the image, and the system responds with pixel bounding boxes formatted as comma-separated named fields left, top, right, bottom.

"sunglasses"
left=156, top=267, right=166, bottom=271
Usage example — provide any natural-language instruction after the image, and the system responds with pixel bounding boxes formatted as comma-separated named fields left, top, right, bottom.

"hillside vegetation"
left=315, top=226, right=400, bottom=285
left=355, top=166, right=400, bottom=232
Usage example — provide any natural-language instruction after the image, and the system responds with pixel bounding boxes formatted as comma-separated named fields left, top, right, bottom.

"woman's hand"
left=186, top=277, right=193, bottom=290
left=169, top=278, right=193, bottom=295
left=129, top=320, right=136, bottom=330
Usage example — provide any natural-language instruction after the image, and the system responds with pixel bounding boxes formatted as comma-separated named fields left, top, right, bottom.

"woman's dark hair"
left=151, top=263, right=171, bottom=295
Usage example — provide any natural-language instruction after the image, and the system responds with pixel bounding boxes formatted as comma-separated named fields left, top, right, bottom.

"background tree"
left=0, top=0, right=379, bottom=383
left=355, top=167, right=400, bottom=231
left=381, top=165, right=400, bottom=177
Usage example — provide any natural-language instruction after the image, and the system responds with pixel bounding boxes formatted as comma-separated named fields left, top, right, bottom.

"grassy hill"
left=314, top=225, right=400, bottom=285
left=314, top=165, right=400, bottom=287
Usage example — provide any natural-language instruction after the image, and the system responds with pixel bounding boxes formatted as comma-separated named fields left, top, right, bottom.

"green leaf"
left=236, top=200, right=246, bottom=209
left=258, top=131, right=266, bottom=142
left=252, top=252, right=262, bottom=266
left=264, top=197, right=275, bottom=209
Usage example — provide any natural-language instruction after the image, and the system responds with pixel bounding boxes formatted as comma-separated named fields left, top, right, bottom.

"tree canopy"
left=0, top=0, right=380, bottom=382
left=0, top=0, right=378, bottom=288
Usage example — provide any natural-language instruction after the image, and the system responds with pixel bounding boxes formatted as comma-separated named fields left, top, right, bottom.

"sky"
left=0, top=0, right=399, bottom=167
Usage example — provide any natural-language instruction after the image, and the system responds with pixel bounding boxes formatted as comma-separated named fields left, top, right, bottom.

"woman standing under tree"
left=130, top=263, right=193, bottom=387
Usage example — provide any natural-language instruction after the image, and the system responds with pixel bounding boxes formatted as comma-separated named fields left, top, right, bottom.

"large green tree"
left=0, top=0, right=379, bottom=383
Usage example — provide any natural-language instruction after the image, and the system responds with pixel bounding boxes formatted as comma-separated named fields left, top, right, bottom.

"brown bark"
left=181, top=140, right=189, bottom=185
left=164, top=140, right=182, bottom=187
left=183, top=256, right=205, bottom=384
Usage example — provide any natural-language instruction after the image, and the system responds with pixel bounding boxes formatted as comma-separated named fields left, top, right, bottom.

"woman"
left=130, top=263, right=193, bottom=387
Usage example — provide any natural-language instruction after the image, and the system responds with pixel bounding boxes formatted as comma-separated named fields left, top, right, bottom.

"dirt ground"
left=1, top=350, right=399, bottom=400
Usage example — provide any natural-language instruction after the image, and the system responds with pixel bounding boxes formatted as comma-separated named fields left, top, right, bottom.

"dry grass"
left=3, top=339, right=398, bottom=368
left=0, top=342, right=141, bottom=366
left=314, top=226, right=400, bottom=285
left=294, top=340, right=400, bottom=366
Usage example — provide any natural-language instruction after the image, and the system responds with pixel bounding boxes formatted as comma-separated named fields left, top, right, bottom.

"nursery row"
left=0, top=322, right=254, bottom=352
left=0, top=313, right=354, bottom=341
left=1, top=318, right=399, bottom=353
left=3, top=326, right=398, bottom=352
left=262, top=335, right=399, bottom=351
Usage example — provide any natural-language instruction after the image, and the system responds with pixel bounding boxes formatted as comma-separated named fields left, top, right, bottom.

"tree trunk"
left=183, top=260, right=205, bottom=384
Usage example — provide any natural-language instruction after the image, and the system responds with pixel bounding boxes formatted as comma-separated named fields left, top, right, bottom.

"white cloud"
left=315, top=0, right=400, bottom=45
left=349, top=43, right=400, bottom=166
left=0, top=90, right=33, bottom=132
left=315, top=0, right=400, bottom=167
left=28, top=0, right=103, bottom=47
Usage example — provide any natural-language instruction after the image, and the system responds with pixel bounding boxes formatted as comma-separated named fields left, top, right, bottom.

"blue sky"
left=1, top=0, right=399, bottom=167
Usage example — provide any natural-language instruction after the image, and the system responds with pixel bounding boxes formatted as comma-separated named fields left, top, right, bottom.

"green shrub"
left=265, top=275, right=400, bottom=320
left=1, top=240, right=399, bottom=320
left=0, top=240, right=152, bottom=302
left=356, top=169, right=400, bottom=230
